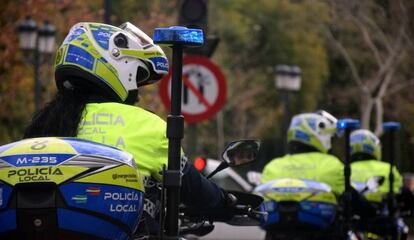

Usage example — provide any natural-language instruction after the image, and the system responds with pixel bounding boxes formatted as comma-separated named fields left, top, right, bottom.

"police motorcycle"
left=245, top=174, right=387, bottom=240
left=352, top=176, right=393, bottom=240
left=0, top=138, right=263, bottom=240
left=247, top=119, right=367, bottom=240
left=351, top=178, right=409, bottom=240
left=177, top=140, right=266, bottom=239
left=351, top=122, right=409, bottom=240
left=0, top=137, right=145, bottom=240
left=252, top=176, right=340, bottom=240
left=249, top=121, right=350, bottom=240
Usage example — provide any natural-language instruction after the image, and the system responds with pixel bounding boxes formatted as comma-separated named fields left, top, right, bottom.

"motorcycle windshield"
left=254, top=178, right=336, bottom=204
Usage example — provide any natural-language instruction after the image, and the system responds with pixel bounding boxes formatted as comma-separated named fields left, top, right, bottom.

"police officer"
left=261, top=111, right=376, bottom=235
left=350, top=129, right=402, bottom=204
left=350, top=129, right=408, bottom=238
left=261, top=110, right=344, bottom=195
left=24, top=22, right=232, bottom=236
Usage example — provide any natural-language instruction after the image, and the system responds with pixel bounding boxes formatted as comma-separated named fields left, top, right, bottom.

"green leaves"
left=210, top=0, right=329, bottom=137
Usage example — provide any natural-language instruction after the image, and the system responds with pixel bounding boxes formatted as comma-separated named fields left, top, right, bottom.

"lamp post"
left=17, top=16, right=56, bottom=112
left=274, top=64, right=302, bottom=153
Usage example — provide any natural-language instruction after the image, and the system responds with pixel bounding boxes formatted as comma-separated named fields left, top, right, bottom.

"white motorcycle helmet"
left=350, top=129, right=381, bottom=160
left=54, top=22, right=169, bottom=102
left=287, top=110, right=338, bottom=153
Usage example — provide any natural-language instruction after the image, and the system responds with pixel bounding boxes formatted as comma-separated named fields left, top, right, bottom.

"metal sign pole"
left=153, top=27, right=203, bottom=239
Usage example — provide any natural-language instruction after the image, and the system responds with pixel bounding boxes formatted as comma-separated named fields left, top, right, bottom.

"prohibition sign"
left=159, top=55, right=227, bottom=123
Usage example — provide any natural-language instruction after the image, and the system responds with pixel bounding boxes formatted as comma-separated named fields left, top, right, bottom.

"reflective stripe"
left=143, top=198, right=157, bottom=219
left=180, top=156, right=187, bottom=174
left=142, top=175, right=160, bottom=220
left=120, top=49, right=164, bottom=59
left=143, top=175, right=160, bottom=189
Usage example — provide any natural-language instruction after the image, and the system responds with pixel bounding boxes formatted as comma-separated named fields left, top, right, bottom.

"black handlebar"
left=179, top=191, right=265, bottom=224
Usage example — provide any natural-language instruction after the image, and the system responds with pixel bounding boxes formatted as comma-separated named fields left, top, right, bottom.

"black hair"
left=351, top=152, right=376, bottom=162
left=288, top=141, right=320, bottom=154
left=24, top=87, right=138, bottom=138
left=24, top=90, right=88, bottom=138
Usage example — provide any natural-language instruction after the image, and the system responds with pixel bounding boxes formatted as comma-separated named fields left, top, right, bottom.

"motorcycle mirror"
left=365, top=176, right=385, bottom=192
left=222, top=140, right=260, bottom=167
left=206, top=140, right=260, bottom=179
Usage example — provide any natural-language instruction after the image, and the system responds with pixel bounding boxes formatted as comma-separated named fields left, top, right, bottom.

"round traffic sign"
left=159, top=55, right=226, bottom=123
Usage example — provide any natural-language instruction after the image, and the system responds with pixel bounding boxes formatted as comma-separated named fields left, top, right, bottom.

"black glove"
left=397, top=187, right=414, bottom=215
left=349, top=187, right=377, bottom=218
left=224, top=191, right=238, bottom=207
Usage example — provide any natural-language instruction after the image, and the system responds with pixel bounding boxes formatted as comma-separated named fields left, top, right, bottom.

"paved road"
left=184, top=223, right=265, bottom=240
left=187, top=223, right=414, bottom=240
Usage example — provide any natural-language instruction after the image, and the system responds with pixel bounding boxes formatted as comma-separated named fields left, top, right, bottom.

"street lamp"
left=274, top=64, right=302, bottom=152
left=17, top=16, right=56, bottom=112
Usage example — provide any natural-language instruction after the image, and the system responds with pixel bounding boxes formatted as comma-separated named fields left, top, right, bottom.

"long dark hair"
left=24, top=90, right=87, bottom=138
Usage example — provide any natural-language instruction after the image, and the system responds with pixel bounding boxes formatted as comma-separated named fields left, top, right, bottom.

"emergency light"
left=383, top=121, right=401, bottom=131
left=337, top=118, right=360, bottom=130
left=153, top=26, right=204, bottom=46
left=152, top=25, right=204, bottom=238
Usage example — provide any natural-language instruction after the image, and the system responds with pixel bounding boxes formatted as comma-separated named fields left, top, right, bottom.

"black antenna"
left=337, top=119, right=360, bottom=238
left=153, top=27, right=204, bottom=239
left=383, top=121, right=401, bottom=240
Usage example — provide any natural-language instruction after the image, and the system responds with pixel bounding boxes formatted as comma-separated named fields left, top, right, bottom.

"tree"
left=326, top=0, right=413, bottom=135
left=0, top=0, right=101, bottom=144
left=204, top=0, right=330, bottom=159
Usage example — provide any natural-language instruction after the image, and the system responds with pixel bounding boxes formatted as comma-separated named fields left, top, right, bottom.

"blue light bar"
left=337, top=118, right=360, bottom=130
left=383, top=121, right=401, bottom=131
left=153, top=26, right=204, bottom=46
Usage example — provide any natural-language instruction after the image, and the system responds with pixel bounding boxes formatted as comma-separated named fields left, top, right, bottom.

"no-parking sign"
left=159, top=55, right=226, bottom=123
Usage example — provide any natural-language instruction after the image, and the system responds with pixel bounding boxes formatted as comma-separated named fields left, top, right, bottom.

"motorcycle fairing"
left=0, top=137, right=144, bottom=239
left=255, top=178, right=337, bottom=229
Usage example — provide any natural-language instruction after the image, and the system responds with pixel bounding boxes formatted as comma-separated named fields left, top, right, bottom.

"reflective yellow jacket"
left=351, top=160, right=402, bottom=202
left=77, top=102, right=168, bottom=181
left=261, top=152, right=345, bottom=195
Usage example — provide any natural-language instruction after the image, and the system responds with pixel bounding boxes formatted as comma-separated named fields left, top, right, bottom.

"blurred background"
left=1, top=0, right=413, bottom=174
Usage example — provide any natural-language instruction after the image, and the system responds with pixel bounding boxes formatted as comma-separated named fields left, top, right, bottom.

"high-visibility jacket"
left=261, top=152, right=345, bottom=195
left=77, top=102, right=169, bottom=181
left=76, top=102, right=226, bottom=235
left=351, top=160, right=402, bottom=202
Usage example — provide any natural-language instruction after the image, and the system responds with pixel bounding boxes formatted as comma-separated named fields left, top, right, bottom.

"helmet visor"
left=316, top=110, right=337, bottom=135
left=119, top=22, right=153, bottom=47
